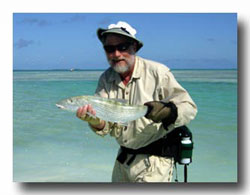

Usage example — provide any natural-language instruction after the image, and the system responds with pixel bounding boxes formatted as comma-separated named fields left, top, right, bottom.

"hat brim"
left=97, top=28, right=143, bottom=52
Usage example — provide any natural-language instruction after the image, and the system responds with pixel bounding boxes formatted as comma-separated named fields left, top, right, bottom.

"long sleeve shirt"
left=90, top=56, right=197, bottom=149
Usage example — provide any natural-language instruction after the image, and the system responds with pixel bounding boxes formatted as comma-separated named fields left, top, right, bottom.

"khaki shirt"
left=91, top=56, right=197, bottom=149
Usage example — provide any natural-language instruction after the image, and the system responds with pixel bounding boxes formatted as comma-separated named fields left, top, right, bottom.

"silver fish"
left=56, top=95, right=148, bottom=124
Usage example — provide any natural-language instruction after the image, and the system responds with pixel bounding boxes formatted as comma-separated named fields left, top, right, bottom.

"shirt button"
left=126, top=91, right=129, bottom=95
left=124, top=140, right=127, bottom=143
left=124, top=126, right=127, bottom=131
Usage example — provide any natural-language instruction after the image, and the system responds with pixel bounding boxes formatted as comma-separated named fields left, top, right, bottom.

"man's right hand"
left=76, top=104, right=105, bottom=130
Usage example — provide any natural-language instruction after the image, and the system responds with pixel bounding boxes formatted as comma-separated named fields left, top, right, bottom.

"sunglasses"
left=103, top=42, right=132, bottom=53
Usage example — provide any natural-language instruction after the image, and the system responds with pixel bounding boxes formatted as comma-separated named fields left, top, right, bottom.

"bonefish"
left=56, top=95, right=148, bottom=124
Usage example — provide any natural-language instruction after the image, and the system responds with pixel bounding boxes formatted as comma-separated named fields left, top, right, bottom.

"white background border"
left=1, top=0, right=248, bottom=194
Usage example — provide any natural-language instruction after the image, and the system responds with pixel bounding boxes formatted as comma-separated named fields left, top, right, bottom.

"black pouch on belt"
left=116, top=126, right=192, bottom=165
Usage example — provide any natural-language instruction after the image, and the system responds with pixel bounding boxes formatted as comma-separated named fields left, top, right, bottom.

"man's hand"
left=144, top=101, right=171, bottom=123
left=144, top=101, right=178, bottom=130
left=76, top=104, right=105, bottom=130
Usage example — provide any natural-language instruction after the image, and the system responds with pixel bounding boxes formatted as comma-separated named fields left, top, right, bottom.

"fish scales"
left=56, top=95, right=148, bottom=123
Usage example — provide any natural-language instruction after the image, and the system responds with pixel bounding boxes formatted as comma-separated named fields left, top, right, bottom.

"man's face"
left=104, top=34, right=136, bottom=74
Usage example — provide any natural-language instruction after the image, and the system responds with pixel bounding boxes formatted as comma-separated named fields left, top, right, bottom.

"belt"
left=116, top=136, right=178, bottom=166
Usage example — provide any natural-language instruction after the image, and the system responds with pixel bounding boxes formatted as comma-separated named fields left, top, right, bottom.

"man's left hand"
left=144, top=101, right=171, bottom=123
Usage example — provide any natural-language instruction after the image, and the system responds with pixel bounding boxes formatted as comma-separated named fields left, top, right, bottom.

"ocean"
left=13, top=69, right=237, bottom=182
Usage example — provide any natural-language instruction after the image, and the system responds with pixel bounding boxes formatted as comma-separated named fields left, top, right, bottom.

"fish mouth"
left=56, top=104, right=65, bottom=109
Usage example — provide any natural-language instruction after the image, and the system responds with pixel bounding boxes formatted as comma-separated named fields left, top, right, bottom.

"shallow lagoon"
left=13, top=70, right=237, bottom=182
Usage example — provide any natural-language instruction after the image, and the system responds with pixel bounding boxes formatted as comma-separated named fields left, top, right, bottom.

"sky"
left=13, top=13, right=237, bottom=70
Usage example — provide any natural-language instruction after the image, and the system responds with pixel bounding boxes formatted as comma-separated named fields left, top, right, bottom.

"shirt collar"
left=131, top=56, right=141, bottom=79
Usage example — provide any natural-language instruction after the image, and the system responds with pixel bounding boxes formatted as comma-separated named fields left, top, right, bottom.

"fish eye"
left=67, top=99, right=73, bottom=104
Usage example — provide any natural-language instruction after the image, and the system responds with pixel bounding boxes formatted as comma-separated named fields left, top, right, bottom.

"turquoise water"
left=13, top=70, right=237, bottom=182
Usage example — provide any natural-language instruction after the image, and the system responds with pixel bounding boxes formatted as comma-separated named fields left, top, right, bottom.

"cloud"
left=62, top=14, right=85, bottom=23
left=207, top=38, right=216, bottom=42
left=14, top=39, right=34, bottom=49
left=18, top=18, right=51, bottom=27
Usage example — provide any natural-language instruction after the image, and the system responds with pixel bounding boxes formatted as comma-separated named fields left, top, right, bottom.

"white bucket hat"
left=97, top=21, right=143, bottom=51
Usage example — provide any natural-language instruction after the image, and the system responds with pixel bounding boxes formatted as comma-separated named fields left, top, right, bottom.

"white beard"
left=112, top=64, right=130, bottom=74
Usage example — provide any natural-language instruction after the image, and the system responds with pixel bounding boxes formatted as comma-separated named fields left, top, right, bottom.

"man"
left=76, top=21, right=197, bottom=182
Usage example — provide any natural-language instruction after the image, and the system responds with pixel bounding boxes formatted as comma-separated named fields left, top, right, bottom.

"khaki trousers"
left=112, top=153, right=174, bottom=182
